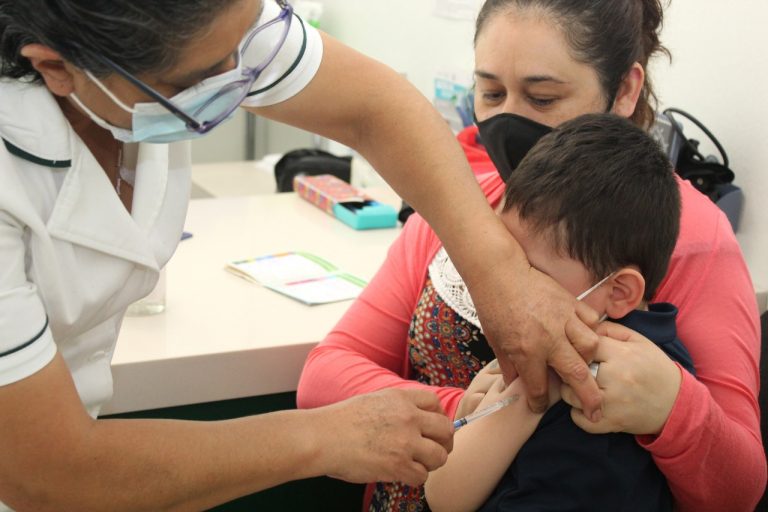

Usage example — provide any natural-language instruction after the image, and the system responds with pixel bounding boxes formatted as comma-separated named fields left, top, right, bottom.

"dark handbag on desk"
left=274, top=148, right=352, bottom=193
left=652, top=108, right=743, bottom=231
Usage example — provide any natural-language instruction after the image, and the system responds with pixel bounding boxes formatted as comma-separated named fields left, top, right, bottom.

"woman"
left=0, top=0, right=602, bottom=510
left=298, top=0, right=765, bottom=510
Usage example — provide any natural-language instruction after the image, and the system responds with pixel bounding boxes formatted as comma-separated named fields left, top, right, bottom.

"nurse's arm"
left=0, top=354, right=452, bottom=512
left=247, top=32, right=602, bottom=418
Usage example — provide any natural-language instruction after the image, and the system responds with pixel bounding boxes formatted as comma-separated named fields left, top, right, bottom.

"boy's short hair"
left=502, top=113, right=680, bottom=300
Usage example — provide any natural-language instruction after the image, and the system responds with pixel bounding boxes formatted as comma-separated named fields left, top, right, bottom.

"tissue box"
left=293, top=174, right=397, bottom=230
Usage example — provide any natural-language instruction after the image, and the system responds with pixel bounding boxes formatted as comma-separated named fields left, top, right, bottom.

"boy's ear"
left=604, top=267, right=645, bottom=319
left=611, top=62, right=644, bottom=119
left=20, top=44, right=76, bottom=97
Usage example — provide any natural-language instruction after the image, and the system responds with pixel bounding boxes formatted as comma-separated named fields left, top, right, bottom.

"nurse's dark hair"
left=0, top=0, right=239, bottom=81
left=502, top=113, right=680, bottom=301
left=475, top=0, right=669, bottom=129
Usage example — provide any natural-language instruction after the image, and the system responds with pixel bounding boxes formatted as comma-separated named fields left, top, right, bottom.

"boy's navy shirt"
left=478, top=303, right=695, bottom=512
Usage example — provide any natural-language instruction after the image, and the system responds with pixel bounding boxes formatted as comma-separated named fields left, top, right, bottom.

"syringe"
left=453, top=395, right=520, bottom=431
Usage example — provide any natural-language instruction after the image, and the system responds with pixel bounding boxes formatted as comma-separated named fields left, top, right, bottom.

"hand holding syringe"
left=453, top=395, right=520, bottom=431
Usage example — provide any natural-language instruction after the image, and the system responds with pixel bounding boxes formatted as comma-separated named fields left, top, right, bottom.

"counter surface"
left=103, top=190, right=401, bottom=415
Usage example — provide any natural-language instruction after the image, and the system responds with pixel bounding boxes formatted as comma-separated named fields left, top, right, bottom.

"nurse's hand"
left=315, top=388, right=453, bottom=486
left=470, top=263, right=602, bottom=419
left=560, top=322, right=682, bottom=435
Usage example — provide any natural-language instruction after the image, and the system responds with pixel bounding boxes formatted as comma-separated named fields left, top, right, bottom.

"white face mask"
left=68, top=58, right=245, bottom=144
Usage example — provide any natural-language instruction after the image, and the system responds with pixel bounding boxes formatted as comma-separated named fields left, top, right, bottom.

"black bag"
left=653, top=108, right=742, bottom=232
left=273, top=149, right=352, bottom=193
left=661, top=108, right=735, bottom=202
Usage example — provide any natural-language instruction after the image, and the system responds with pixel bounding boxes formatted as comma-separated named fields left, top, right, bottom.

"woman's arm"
left=251, top=31, right=603, bottom=419
left=297, top=213, right=465, bottom=418
left=566, top=320, right=764, bottom=512
left=0, top=354, right=453, bottom=512
left=425, top=377, right=544, bottom=512
left=0, top=209, right=452, bottom=511
left=562, top=196, right=765, bottom=511
left=646, top=209, right=765, bottom=512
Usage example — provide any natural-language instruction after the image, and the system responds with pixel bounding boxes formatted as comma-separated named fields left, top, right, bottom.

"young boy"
left=425, top=113, right=695, bottom=512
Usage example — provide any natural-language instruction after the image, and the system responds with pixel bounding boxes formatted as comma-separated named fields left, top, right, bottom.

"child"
left=425, top=113, right=695, bottom=512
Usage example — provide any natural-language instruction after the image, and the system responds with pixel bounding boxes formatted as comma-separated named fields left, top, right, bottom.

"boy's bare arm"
left=424, top=377, right=543, bottom=512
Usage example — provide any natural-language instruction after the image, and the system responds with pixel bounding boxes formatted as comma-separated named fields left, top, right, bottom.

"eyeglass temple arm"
left=98, top=56, right=202, bottom=130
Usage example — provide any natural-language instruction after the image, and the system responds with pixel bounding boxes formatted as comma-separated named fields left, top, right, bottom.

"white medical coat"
left=0, top=0, right=321, bottom=421
left=0, top=79, right=192, bottom=417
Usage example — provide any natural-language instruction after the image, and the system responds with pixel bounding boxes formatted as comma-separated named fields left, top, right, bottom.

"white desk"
left=192, top=160, right=277, bottom=197
left=190, top=156, right=391, bottom=198
left=102, top=190, right=401, bottom=415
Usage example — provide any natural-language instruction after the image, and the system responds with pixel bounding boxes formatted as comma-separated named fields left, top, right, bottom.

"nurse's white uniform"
left=0, top=3, right=321, bottom=509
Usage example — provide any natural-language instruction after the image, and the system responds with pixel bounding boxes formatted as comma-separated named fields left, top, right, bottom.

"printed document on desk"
left=226, top=252, right=367, bottom=305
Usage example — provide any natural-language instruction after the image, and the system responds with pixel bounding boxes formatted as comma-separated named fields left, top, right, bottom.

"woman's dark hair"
left=475, top=0, right=670, bottom=129
left=0, top=0, right=239, bottom=81
left=503, top=113, right=680, bottom=300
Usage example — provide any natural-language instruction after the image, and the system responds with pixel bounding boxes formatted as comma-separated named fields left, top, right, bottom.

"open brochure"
left=226, top=252, right=366, bottom=306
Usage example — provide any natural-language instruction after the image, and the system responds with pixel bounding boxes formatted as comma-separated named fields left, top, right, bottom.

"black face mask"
left=475, top=113, right=553, bottom=182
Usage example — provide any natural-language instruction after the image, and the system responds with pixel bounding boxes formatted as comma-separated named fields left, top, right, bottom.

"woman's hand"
left=465, top=362, right=562, bottom=416
left=314, top=388, right=454, bottom=486
left=469, top=261, right=603, bottom=419
left=477, top=368, right=562, bottom=411
left=560, top=322, right=683, bottom=435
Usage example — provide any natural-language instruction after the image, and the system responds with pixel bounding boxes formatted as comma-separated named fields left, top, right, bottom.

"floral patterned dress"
left=369, top=249, right=495, bottom=512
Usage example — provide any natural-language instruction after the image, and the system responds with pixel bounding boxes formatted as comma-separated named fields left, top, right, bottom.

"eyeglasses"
left=88, top=0, right=293, bottom=135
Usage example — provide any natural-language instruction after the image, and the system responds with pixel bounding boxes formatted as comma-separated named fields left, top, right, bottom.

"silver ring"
left=589, top=362, right=600, bottom=378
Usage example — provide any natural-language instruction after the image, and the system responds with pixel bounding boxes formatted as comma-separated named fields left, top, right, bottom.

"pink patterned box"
left=293, top=174, right=369, bottom=215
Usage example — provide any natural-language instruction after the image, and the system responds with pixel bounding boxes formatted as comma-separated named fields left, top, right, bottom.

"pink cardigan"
left=297, top=129, right=766, bottom=511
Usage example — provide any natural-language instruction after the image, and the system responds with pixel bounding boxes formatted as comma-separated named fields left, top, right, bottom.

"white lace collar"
left=428, top=247, right=483, bottom=332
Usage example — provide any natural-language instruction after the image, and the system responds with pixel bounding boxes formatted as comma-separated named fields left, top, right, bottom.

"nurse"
left=0, top=0, right=602, bottom=510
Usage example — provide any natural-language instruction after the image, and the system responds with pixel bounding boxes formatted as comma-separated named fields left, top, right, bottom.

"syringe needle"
left=453, top=395, right=520, bottom=431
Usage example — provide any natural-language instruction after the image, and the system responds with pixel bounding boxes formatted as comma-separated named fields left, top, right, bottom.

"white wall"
left=191, top=110, right=247, bottom=163
left=651, top=0, right=768, bottom=291
left=319, top=0, right=768, bottom=292
left=319, top=0, right=476, bottom=98
left=191, top=110, right=318, bottom=163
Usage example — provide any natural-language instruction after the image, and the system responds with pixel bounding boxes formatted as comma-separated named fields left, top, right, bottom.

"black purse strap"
left=663, top=107, right=729, bottom=168
left=663, top=108, right=735, bottom=199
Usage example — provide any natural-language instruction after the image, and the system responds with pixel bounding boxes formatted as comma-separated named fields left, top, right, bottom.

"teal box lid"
left=333, top=201, right=397, bottom=230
